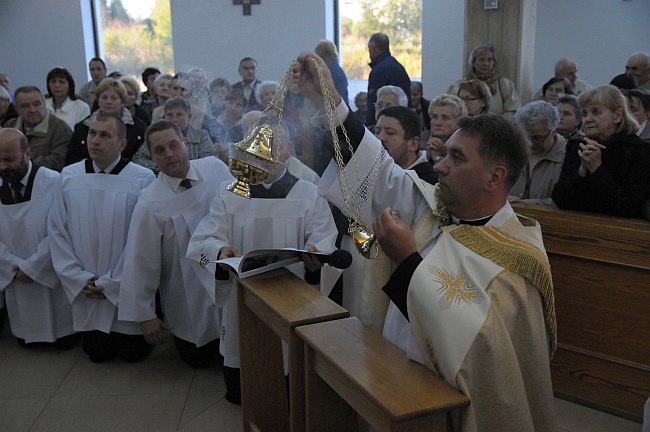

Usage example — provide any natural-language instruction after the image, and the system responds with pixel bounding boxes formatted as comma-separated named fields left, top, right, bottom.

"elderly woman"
left=624, top=88, right=650, bottom=139
left=552, top=85, right=650, bottom=218
left=456, top=79, right=491, bottom=116
left=120, top=76, right=151, bottom=125
left=154, top=73, right=173, bottom=109
left=424, top=94, right=467, bottom=163
left=556, top=94, right=584, bottom=141
left=254, top=81, right=280, bottom=112
left=541, top=77, right=573, bottom=105
left=450, top=45, right=520, bottom=118
left=510, top=101, right=567, bottom=206
left=66, top=78, right=147, bottom=165
left=44, top=67, right=90, bottom=129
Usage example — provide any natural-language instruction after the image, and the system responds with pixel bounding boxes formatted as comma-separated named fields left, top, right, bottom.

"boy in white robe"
left=119, top=120, right=233, bottom=367
left=0, top=128, right=75, bottom=346
left=48, top=113, right=155, bottom=362
left=187, top=122, right=338, bottom=404
left=294, top=52, right=558, bottom=432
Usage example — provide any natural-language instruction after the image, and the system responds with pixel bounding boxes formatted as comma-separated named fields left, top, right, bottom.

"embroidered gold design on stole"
left=429, top=265, right=487, bottom=309
left=449, top=224, right=557, bottom=355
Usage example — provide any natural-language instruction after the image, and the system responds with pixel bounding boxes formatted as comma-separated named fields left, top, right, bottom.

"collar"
left=17, top=110, right=50, bottom=137
left=406, top=150, right=429, bottom=170
left=93, top=156, right=121, bottom=173
left=450, top=202, right=514, bottom=227
left=163, top=163, right=199, bottom=192
left=369, top=50, right=390, bottom=68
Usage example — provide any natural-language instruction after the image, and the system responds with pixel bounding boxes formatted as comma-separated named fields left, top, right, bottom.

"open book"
left=213, top=247, right=327, bottom=279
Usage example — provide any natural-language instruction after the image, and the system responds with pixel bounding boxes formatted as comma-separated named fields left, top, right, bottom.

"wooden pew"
left=236, top=268, right=349, bottom=432
left=296, top=317, right=470, bottom=432
left=513, top=203, right=650, bottom=422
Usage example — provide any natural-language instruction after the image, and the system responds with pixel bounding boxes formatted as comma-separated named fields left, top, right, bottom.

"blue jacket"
left=325, top=59, right=349, bottom=106
left=366, top=51, right=411, bottom=125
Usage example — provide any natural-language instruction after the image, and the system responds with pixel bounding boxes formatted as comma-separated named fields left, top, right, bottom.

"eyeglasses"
left=375, top=101, right=393, bottom=109
left=529, top=129, right=552, bottom=144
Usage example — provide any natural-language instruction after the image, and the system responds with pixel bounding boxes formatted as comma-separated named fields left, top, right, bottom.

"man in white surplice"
left=119, top=120, right=233, bottom=367
left=0, top=128, right=75, bottom=346
left=294, top=52, right=558, bottom=432
left=48, top=113, right=155, bottom=363
left=187, top=121, right=338, bottom=405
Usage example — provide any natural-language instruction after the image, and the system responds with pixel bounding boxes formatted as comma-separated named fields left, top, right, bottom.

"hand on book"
left=300, top=245, right=323, bottom=273
left=218, top=245, right=241, bottom=271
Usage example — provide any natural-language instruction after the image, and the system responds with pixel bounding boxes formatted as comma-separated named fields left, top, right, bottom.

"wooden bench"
left=296, top=317, right=470, bottom=432
left=236, top=268, right=349, bottom=432
left=513, top=203, right=650, bottom=422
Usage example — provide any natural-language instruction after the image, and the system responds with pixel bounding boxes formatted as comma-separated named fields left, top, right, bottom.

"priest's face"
left=87, top=118, right=127, bottom=170
left=0, top=130, right=30, bottom=183
left=434, top=131, right=494, bottom=219
left=148, top=127, right=190, bottom=178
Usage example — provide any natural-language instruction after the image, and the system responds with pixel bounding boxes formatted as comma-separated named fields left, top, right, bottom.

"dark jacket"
left=551, top=133, right=650, bottom=218
left=412, top=160, right=438, bottom=185
left=325, top=58, right=349, bottom=106
left=66, top=114, right=147, bottom=166
left=232, top=79, right=262, bottom=111
left=366, top=51, right=411, bottom=126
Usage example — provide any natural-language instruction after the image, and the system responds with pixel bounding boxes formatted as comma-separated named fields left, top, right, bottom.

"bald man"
left=626, top=52, right=650, bottom=91
left=0, top=128, right=75, bottom=347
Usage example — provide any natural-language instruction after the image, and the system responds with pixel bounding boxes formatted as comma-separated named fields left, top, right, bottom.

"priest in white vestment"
left=120, top=120, right=233, bottom=367
left=0, top=128, right=75, bottom=346
left=48, top=113, right=155, bottom=362
left=187, top=122, right=338, bottom=404
left=295, top=52, right=558, bottom=432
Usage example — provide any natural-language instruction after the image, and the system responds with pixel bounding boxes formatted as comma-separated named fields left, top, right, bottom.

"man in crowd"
left=140, top=67, right=161, bottom=119
left=133, top=96, right=217, bottom=170
left=0, top=128, right=75, bottom=348
left=295, top=51, right=558, bottom=432
left=120, top=120, right=232, bottom=368
left=6, top=86, right=71, bottom=171
left=79, top=57, right=108, bottom=106
left=366, top=33, right=411, bottom=126
left=626, top=52, right=650, bottom=92
left=48, top=113, right=155, bottom=363
left=232, top=57, right=262, bottom=111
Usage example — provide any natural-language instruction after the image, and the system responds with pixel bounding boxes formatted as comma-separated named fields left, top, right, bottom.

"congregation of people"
left=1, top=30, right=650, bottom=431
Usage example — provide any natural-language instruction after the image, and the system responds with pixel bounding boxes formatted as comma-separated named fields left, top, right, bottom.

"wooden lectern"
left=236, top=268, right=349, bottom=432
left=297, top=317, right=470, bottom=432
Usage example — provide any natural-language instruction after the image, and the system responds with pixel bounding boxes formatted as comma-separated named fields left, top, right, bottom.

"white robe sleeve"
left=186, top=190, right=231, bottom=305
left=47, top=182, right=97, bottom=303
left=16, top=236, right=60, bottom=289
left=118, top=201, right=163, bottom=322
left=0, top=240, right=21, bottom=290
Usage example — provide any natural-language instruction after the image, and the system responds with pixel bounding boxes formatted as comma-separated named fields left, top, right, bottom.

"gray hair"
left=255, top=81, right=280, bottom=105
left=154, top=73, right=173, bottom=88
left=429, top=94, right=468, bottom=118
left=377, top=85, right=408, bottom=107
left=164, top=96, right=191, bottom=114
left=515, top=100, right=560, bottom=131
left=557, top=94, right=581, bottom=119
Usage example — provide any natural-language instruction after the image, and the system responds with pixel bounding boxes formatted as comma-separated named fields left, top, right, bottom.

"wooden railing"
left=513, top=203, right=650, bottom=422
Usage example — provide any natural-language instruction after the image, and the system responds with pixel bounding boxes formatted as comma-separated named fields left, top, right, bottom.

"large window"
left=339, top=0, right=422, bottom=106
left=99, top=0, right=174, bottom=85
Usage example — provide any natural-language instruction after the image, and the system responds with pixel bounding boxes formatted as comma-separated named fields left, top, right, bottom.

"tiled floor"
left=0, top=322, right=643, bottom=432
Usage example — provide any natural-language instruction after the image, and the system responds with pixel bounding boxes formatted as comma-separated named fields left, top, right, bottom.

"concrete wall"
left=170, top=0, right=333, bottom=85
left=0, top=0, right=93, bottom=93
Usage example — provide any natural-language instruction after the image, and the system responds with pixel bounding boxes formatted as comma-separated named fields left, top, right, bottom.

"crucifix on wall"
left=233, top=0, right=261, bottom=16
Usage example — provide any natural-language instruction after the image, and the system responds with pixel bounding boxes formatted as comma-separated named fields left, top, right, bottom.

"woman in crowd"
left=450, top=45, right=520, bottom=118
left=552, top=85, right=650, bottom=218
left=66, top=78, right=147, bottom=165
left=352, top=91, right=368, bottom=124
left=556, top=94, right=584, bottom=141
left=207, top=77, right=230, bottom=119
left=120, top=76, right=151, bottom=125
left=624, top=88, right=650, bottom=140
left=541, top=76, right=573, bottom=105
left=44, top=67, right=90, bottom=129
left=154, top=73, right=173, bottom=110
left=455, top=79, right=491, bottom=116
left=424, top=94, right=467, bottom=163
left=254, top=81, right=280, bottom=112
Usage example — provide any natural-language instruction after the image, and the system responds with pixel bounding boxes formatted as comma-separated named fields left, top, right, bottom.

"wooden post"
left=237, top=268, right=349, bottom=432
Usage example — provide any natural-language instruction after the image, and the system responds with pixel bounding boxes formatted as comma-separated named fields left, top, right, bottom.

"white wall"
left=0, top=0, right=93, bottom=94
left=421, top=1, right=465, bottom=99
left=533, top=0, right=650, bottom=89
left=170, top=0, right=332, bottom=85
